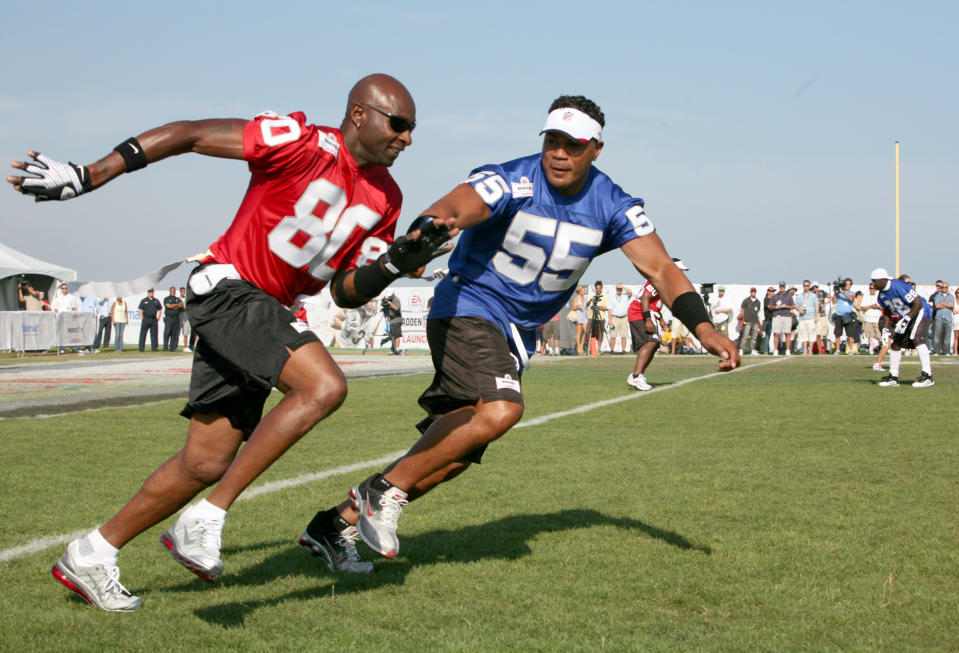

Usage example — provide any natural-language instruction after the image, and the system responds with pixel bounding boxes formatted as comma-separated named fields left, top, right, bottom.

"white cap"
left=540, top=107, right=603, bottom=143
left=870, top=267, right=891, bottom=280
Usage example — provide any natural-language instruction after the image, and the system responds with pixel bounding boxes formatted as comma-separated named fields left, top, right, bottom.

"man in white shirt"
left=710, top=286, right=732, bottom=336
left=51, top=283, right=80, bottom=313
left=607, top=283, right=632, bottom=352
left=859, top=282, right=883, bottom=356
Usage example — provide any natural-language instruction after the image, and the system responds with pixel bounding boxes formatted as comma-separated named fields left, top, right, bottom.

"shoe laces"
left=196, top=518, right=223, bottom=552
left=337, top=527, right=363, bottom=562
left=102, top=565, right=134, bottom=598
left=376, top=494, right=409, bottom=529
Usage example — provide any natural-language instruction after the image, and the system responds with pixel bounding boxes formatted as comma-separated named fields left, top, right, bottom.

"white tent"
left=0, top=242, right=77, bottom=311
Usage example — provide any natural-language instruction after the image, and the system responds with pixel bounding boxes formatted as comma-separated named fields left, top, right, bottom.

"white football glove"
left=881, top=328, right=891, bottom=342
left=18, top=152, right=91, bottom=201
left=894, top=315, right=911, bottom=335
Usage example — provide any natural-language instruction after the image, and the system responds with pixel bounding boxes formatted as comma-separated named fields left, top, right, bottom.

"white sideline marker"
left=0, top=359, right=784, bottom=564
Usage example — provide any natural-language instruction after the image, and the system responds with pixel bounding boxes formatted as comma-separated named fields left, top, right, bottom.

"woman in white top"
left=572, top=286, right=588, bottom=355
left=111, top=298, right=128, bottom=352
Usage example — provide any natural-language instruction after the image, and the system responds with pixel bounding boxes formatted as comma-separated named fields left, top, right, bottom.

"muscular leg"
left=382, top=400, right=523, bottom=493
left=204, top=341, right=347, bottom=511
left=632, top=340, right=658, bottom=375
left=99, top=413, right=243, bottom=549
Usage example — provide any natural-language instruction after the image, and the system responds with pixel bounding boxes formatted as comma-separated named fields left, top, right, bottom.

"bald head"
left=341, top=74, right=416, bottom=168
left=345, top=74, right=414, bottom=117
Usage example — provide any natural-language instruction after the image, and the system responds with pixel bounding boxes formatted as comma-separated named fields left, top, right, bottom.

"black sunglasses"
left=362, top=104, right=415, bottom=134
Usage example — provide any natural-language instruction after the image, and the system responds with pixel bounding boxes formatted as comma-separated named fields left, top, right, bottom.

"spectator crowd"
left=536, top=275, right=959, bottom=360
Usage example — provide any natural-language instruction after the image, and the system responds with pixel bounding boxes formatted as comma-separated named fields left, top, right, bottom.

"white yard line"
left=0, top=358, right=785, bottom=563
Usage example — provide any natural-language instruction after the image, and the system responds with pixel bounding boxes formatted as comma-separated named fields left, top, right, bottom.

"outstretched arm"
left=621, top=235, right=739, bottom=370
left=8, top=119, right=247, bottom=200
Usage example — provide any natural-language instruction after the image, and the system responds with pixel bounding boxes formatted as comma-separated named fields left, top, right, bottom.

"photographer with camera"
left=381, top=292, right=403, bottom=355
left=17, top=276, right=43, bottom=311
left=832, top=277, right=857, bottom=354
left=585, top=280, right=608, bottom=352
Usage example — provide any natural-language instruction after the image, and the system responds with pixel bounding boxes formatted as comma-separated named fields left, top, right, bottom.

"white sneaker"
left=912, top=372, right=935, bottom=388
left=626, top=373, right=652, bottom=391
left=183, top=347, right=192, bottom=353
left=750, top=350, right=759, bottom=356
left=52, top=540, right=141, bottom=612
left=877, top=375, right=899, bottom=387
left=772, top=351, right=778, bottom=356
left=872, top=363, right=884, bottom=371
left=159, top=511, right=225, bottom=581
left=350, top=475, right=408, bottom=558
left=785, top=350, right=791, bottom=356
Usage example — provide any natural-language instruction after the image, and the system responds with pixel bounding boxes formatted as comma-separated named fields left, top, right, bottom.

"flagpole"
left=895, top=141, right=900, bottom=277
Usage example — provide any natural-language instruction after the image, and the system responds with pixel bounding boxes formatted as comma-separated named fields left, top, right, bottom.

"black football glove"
left=893, top=315, right=912, bottom=335
left=17, top=152, right=91, bottom=201
left=382, top=215, right=454, bottom=276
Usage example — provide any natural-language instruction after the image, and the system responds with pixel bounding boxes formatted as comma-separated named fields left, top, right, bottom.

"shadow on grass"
left=192, top=508, right=710, bottom=628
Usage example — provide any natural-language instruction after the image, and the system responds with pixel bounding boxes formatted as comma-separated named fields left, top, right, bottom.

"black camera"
left=832, top=277, right=844, bottom=293
left=380, top=297, right=392, bottom=312
left=17, top=274, right=30, bottom=290
left=699, top=283, right=714, bottom=295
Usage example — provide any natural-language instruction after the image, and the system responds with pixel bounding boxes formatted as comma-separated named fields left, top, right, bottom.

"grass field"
left=1, top=355, right=956, bottom=651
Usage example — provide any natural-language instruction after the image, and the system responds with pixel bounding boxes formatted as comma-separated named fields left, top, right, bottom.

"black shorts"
left=629, top=319, right=661, bottom=351
left=833, top=314, right=856, bottom=338
left=417, top=316, right=524, bottom=464
left=179, top=272, right=318, bottom=438
left=892, top=317, right=932, bottom=350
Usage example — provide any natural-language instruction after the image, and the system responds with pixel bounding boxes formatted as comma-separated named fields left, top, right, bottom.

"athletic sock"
left=306, top=507, right=347, bottom=537
left=370, top=474, right=395, bottom=492
left=78, top=529, right=120, bottom=565
left=889, top=350, right=902, bottom=377
left=916, top=344, right=932, bottom=374
left=187, top=498, right=228, bottom=522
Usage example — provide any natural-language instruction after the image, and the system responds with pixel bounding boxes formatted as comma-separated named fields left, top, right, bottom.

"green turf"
left=1, top=356, right=956, bottom=651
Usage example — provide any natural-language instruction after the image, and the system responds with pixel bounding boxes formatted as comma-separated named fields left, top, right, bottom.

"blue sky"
left=2, top=1, right=956, bottom=289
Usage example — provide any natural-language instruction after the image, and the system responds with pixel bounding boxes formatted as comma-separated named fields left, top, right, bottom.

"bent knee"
left=299, top=377, right=348, bottom=421
left=478, top=401, right=524, bottom=436
left=182, top=456, right=231, bottom=485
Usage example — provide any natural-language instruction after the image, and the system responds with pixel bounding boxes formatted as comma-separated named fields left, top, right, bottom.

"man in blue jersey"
left=871, top=268, right=934, bottom=387
left=300, top=95, right=740, bottom=566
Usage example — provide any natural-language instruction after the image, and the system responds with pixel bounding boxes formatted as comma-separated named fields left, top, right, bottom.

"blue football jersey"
left=429, top=153, right=655, bottom=357
left=877, top=279, right=932, bottom=319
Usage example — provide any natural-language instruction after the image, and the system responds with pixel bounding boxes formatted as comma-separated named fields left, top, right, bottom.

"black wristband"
left=113, top=137, right=148, bottom=172
left=671, top=291, right=711, bottom=331
left=352, top=258, right=400, bottom=300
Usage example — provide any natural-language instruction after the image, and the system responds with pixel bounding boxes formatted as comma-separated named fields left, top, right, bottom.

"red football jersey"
left=207, top=111, right=402, bottom=306
left=627, top=281, right=662, bottom=321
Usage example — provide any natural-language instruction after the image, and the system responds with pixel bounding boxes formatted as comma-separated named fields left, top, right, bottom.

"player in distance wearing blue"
left=301, top=95, right=740, bottom=564
left=871, top=268, right=935, bottom=388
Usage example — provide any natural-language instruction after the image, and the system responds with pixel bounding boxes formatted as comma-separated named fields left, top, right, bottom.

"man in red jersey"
left=8, top=74, right=452, bottom=611
left=626, top=258, right=689, bottom=390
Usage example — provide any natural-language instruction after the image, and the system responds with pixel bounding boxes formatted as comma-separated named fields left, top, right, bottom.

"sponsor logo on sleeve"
left=318, top=131, right=340, bottom=157
left=511, top=176, right=534, bottom=198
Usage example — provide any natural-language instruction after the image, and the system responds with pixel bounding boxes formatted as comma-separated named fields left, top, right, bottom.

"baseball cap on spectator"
left=750, top=287, right=757, bottom=291
left=766, top=286, right=775, bottom=292
left=778, top=281, right=786, bottom=286
left=718, top=286, right=726, bottom=291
